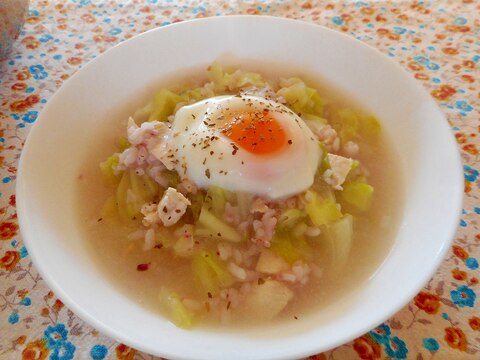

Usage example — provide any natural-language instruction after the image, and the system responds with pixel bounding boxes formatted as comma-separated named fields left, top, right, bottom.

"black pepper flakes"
left=205, top=168, right=210, bottom=179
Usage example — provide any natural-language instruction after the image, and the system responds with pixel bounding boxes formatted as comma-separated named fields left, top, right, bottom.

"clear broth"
left=76, top=63, right=404, bottom=328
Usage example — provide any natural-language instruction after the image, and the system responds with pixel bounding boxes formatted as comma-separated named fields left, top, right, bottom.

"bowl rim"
left=16, top=15, right=464, bottom=360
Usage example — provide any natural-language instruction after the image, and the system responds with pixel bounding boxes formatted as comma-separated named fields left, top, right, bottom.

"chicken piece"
left=323, top=153, right=353, bottom=190
left=157, top=187, right=191, bottom=227
left=141, top=202, right=160, bottom=227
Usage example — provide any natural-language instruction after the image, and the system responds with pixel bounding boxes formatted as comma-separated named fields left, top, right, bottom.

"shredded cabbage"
left=192, top=250, right=234, bottom=295
left=96, top=63, right=387, bottom=328
left=159, top=287, right=194, bottom=329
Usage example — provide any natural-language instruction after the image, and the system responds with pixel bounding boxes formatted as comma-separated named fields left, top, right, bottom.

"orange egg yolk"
left=221, top=110, right=287, bottom=155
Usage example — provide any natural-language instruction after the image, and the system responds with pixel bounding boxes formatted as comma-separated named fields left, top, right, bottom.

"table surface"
left=1, top=1, right=479, bottom=359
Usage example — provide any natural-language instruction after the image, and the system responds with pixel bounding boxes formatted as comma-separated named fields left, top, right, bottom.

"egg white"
left=166, top=95, right=321, bottom=199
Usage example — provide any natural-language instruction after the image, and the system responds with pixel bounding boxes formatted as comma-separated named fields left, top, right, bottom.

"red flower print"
left=26, top=95, right=40, bottom=105
left=302, top=2, right=313, bottom=10
left=360, top=7, right=374, bottom=15
left=53, top=299, right=64, bottom=312
left=26, top=16, right=40, bottom=25
left=22, top=338, right=50, bottom=360
left=452, top=245, right=469, bottom=261
left=431, top=85, right=457, bottom=101
left=444, top=327, right=468, bottom=351
left=463, top=144, right=478, bottom=155
left=353, top=334, right=382, bottom=360
left=465, top=181, right=472, bottom=194
left=115, top=344, right=136, bottom=360
left=452, top=268, right=468, bottom=281
left=469, top=316, right=480, bottom=331
left=0, top=251, right=21, bottom=271
left=81, top=13, right=96, bottom=23
left=408, top=61, right=423, bottom=71
left=21, top=36, right=40, bottom=49
left=9, top=100, right=31, bottom=112
left=445, top=25, right=470, bottom=33
left=442, top=47, right=459, bottom=55
left=415, top=73, right=430, bottom=81
left=17, top=289, right=28, bottom=299
left=16, top=335, right=27, bottom=345
left=16, top=71, right=31, bottom=81
left=67, top=57, right=83, bottom=66
left=414, top=292, right=441, bottom=314
left=0, top=221, right=19, bottom=240
left=461, top=75, right=474, bottom=83
left=455, top=132, right=467, bottom=144
left=12, top=83, right=28, bottom=91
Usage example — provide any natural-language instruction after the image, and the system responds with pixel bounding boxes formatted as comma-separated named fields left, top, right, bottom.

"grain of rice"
left=343, top=141, right=360, bottom=157
left=217, top=242, right=232, bottom=261
left=127, top=229, right=145, bottom=241
left=143, top=228, right=156, bottom=250
left=305, top=226, right=321, bottom=237
left=228, top=262, right=247, bottom=280
left=280, top=273, right=297, bottom=282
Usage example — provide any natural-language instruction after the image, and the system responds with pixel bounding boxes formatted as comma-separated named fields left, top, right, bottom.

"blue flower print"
left=369, top=324, right=408, bottom=359
left=451, top=285, right=476, bottom=308
left=38, top=34, right=54, bottom=43
left=385, top=336, right=408, bottom=359
left=43, top=324, right=76, bottom=359
left=369, top=323, right=391, bottom=344
left=90, top=344, right=108, bottom=359
left=414, top=55, right=429, bottom=64
left=20, top=246, right=28, bottom=258
left=22, top=111, right=38, bottom=123
left=464, top=165, right=478, bottom=182
left=8, top=311, right=19, bottom=324
left=426, top=62, right=440, bottom=70
left=108, top=28, right=122, bottom=36
left=466, top=257, right=479, bottom=270
left=331, top=16, right=344, bottom=26
left=455, top=100, right=473, bottom=112
left=423, top=337, right=440, bottom=352
left=20, top=297, right=32, bottom=306
left=44, top=324, right=68, bottom=348
left=29, top=65, right=48, bottom=80
left=50, top=341, right=76, bottom=360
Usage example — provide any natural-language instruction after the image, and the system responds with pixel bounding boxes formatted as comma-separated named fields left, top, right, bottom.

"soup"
left=76, top=63, right=403, bottom=328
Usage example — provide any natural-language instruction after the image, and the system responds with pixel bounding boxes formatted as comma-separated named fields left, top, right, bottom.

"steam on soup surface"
left=77, top=63, right=403, bottom=328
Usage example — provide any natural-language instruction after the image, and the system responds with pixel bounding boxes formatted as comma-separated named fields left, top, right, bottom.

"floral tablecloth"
left=0, top=1, right=479, bottom=359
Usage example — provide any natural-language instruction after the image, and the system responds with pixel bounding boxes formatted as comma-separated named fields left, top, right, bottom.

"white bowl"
left=17, top=16, right=462, bottom=360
